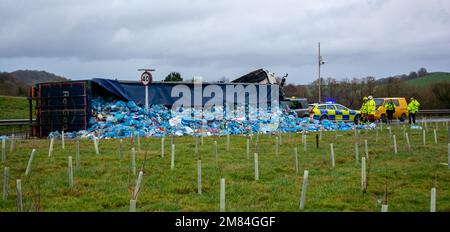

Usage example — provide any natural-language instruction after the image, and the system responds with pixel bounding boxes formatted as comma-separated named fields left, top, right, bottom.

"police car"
left=309, top=102, right=361, bottom=123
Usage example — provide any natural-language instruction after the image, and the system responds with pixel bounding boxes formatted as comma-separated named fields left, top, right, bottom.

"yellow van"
left=373, top=97, right=408, bottom=122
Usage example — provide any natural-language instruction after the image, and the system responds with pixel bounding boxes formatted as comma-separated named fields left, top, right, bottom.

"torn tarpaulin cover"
left=66, top=97, right=375, bottom=139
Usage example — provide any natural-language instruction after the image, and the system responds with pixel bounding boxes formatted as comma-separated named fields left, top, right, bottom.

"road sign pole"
left=139, top=69, right=154, bottom=112
left=145, top=85, right=149, bottom=111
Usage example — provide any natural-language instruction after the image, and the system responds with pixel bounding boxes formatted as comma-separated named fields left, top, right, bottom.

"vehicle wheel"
left=354, top=114, right=361, bottom=124
left=380, top=114, right=386, bottom=123
left=320, top=115, right=328, bottom=121
left=400, top=113, right=406, bottom=122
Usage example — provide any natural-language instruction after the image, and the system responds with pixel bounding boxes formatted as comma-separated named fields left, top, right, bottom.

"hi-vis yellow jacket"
left=366, top=99, right=376, bottom=114
left=408, top=99, right=420, bottom=113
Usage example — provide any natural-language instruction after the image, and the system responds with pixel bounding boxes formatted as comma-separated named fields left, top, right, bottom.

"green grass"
left=0, top=95, right=31, bottom=119
left=0, top=95, right=33, bottom=135
left=1, top=124, right=450, bottom=212
left=406, top=72, right=450, bottom=86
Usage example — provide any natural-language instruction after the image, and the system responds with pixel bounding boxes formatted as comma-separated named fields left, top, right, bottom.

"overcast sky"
left=1, top=0, right=449, bottom=84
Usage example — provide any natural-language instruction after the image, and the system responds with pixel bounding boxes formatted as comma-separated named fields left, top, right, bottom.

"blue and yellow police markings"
left=310, top=104, right=360, bottom=122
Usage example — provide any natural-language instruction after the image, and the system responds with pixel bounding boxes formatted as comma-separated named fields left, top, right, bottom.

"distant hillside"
left=0, top=70, right=69, bottom=96
left=406, top=72, right=450, bottom=86
left=0, top=72, right=29, bottom=96
left=11, top=70, right=68, bottom=85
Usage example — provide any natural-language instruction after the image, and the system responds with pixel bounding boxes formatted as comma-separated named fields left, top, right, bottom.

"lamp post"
left=318, top=42, right=325, bottom=103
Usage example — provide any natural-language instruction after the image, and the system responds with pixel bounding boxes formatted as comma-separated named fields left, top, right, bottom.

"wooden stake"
left=226, top=134, right=230, bottom=151
left=364, top=140, right=369, bottom=160
left=16, top=179, right=22, bottom=212
left=406, top=132, right=411, bottom=151
left=133, top=171, right=143, bottom=200
left=279, top=133, right=282, bottom=146
left=93, top=136, right=99, bottom=155
left=220, top=178, right=225, bottom=212
left=434, top=129, right=437, bottom=144
left=2, top=138, right=6, bottom=162
left=137, top=133, right=141, bottom=153
left=303, top=134, right=307, bottom=152
left=255, top=133, right=260, bottom=154
left=68, top=156, right=73, bottom=188
left=76, top=140, right=80, bottom=170
left=3, top=167, right=8, bottom=200
left=403, top=125, right=406, bottom=140
left=319, top=126, right=323, bottom=141
left=161, top=137, right=164, bottom=158
left=197, top=160, right=202, bottom=194
left=423, top=130, right=426, bottom=145
left=330, top=143, right=335, bottom=168
left=48, top=138, right=54, bottom=157
left=382, top=176, right=388, bottom=212
left=294, top=147, right=299, bottom=174
left=448, top=143, right=450, bottom=170
left=214, top=141, right=218, bottom=163
left=315, top=134, right=319, bottom=149
left=355, top=142, right=359, bottom=164
left=201, top=131, right=204, bottom=145
left=448, top=126, right=450, bottom=143
left=195, top=136, right=199, bottom=156
left=171, top=144, right=175, bottom=170
left=131, top=148, right=136, bottom=175
left=430, top=187, right=436, bottom=212
left=254, top=153, right=259, bottom=181
left=61, top=131, right=65, bottom=150
left=10, top=134, right=14, bottom=153
left=361, top=157, right=367, bottom=193
left=299, top=170, right=309, bottom=210
left=246, top=138, right=249, bottom=160
left=129, top=199, right=137, bottom=212
left=25, top=149, right=36, bottom=176
left=393, top=135, right=397, bottom=154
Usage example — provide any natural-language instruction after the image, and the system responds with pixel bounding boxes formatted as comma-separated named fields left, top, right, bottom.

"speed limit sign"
left=140, top=71, right=152, bottom=86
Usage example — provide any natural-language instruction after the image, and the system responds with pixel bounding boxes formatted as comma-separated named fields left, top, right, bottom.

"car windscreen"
left=374, top=98, right=384, bottom=107
left=335, top=105, right=347, bottom=110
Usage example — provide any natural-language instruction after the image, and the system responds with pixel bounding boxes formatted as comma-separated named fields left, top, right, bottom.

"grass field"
left=1, top=124, right=450, bottom=212
left=0, top=95, right=33, bottom=135
left=406, top=72, right=450, bottom=86
left=0, top=95, right=33, bottom=119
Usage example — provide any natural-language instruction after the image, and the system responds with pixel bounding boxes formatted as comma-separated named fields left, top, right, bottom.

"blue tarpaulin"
left=91, top=78, right=281, bottom=107
left=91, top=78, right=133, bottom=101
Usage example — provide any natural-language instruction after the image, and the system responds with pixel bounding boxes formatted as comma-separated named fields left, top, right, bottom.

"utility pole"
left=318, top=42, right=321, bottom=103
left=318, top=42, right=325, bottom=103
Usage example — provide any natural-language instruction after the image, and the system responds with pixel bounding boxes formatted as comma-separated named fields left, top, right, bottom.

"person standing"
left=408, top=97, right=420, bottom=124
left=366, top=96, right=376, bottom=123
left=360, top=97, right=368, bottom=123
left=384, top=99, right=396, bottom=125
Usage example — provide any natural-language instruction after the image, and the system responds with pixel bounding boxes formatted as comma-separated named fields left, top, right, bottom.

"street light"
left=318, top=42, right=325, bottom=103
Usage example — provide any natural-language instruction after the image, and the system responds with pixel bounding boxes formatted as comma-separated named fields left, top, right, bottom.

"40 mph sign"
left=141, top=71, right=152, bottom=86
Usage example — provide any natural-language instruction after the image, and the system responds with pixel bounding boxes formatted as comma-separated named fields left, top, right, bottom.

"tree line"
left=283, top=68, right=450, bottom=109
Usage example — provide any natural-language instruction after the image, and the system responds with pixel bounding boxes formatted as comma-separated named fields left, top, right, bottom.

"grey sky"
left=1, top=0, right=449, bottom=84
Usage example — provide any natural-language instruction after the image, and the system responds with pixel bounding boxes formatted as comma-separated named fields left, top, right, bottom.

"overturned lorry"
left=29, top=69, right=287, bottom=138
